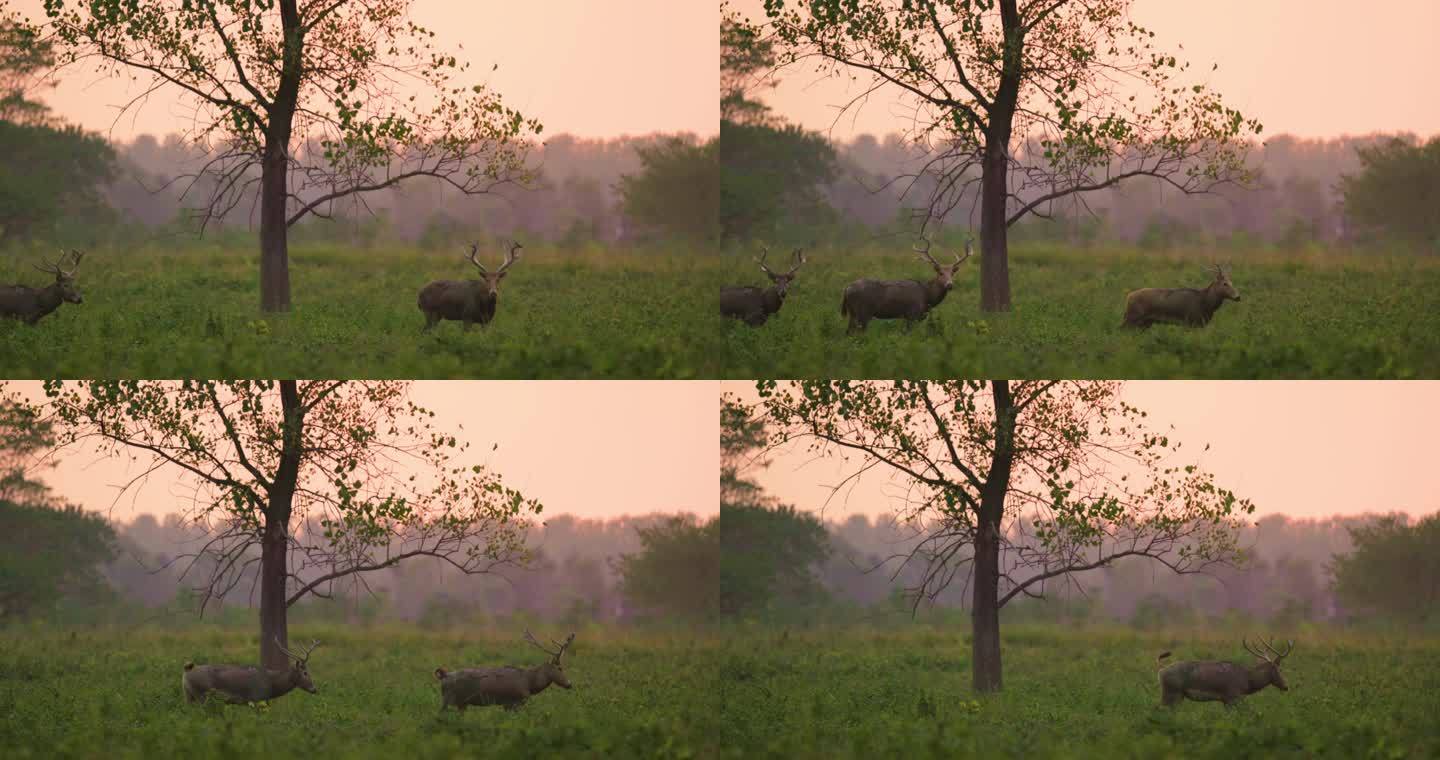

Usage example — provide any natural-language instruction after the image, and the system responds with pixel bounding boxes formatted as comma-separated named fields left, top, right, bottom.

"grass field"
left=716, top=624, right=1440, bottom=758
left=0, top=243, right=722, bottom=378
left=0, top=624, right=721, bottom=759
left=720, top=244, right=1440, bottom=378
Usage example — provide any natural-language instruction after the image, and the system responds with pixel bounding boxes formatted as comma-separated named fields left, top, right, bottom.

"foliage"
left=1339, top=137, right=1440, bottom=251
left=719, top=243, right=1440, bottom=378
left=1331, top=513, right=1440, bottom=625
left=38, top=381, right=540, bottom=612
left=0, top=500, right=116, bottom=619
left=0, top=625, right=722, bottom=759
left=721, top=121, right=838, bottom=241
left=0, top=242, right=725, bottom=378
left=617, top=137, right=721, bottom=245
left=720, top=6, right=778, bottom=126
left=0, top=10, right=55, bottom=125
left=720, top=503, right=832, bottom=617
left=35, top=0, right=540, bottom=311
left=713, top=624, right=1440, bottom=758
left=615, top=515, right=719, bottom=622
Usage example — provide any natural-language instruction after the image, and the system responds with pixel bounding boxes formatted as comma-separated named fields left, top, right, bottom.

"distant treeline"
left=816, top=132, right=1429, bottom=250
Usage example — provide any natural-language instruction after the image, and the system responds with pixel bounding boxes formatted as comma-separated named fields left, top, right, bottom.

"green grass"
left=720, top=244, right=1440, bottom=378
left=0, top=243, right=723, bottom=378
left=0, top=624, right=722, bottom=759
left=716, top=623, right=1440, bottom=758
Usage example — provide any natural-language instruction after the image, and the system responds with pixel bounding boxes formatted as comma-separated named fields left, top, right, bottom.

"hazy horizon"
left=724, top=381, right=1440, bottom=523
left=731, top=0, right=1440, bottom=142
left=11, top=380, right=719, bottom=524
left=9, top=0, right=718, bottom=141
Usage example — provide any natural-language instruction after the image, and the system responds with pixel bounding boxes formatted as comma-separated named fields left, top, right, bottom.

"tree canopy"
left=1339, top=137, right=1440, bottom=251
left=746, top=0, right=1262, bottom=310
left=614, top=515, right=720, bottom=622
left=1331, top=513, right=1440, bottom=625
left=748, top=380, right=1253, bottom=690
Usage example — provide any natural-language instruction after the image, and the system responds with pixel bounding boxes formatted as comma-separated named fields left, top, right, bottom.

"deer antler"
left=1242, top=636, right=1267, bottom=661
left=495, top=240, right=523, bottom=274
left=275, top=637, right=321, bottom=663
left=754, top=246, right=776, bottom=276
left=955, top=239, right=974, bottom=267
left=1260, top=637, right=1293, bottom=662
left=524, top=629, right=574, bottom=664
left=34, top=249, right=79, bottom=277
left=465, top=242, right=489, bottom=274
left=913, top=238, right=942, bottom=271
left=785, top=247, right=806, bottom=276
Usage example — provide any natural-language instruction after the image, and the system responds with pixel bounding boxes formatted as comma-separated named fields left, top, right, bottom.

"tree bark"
left=259, top=380, right=305, bottom=668
left=976, top=1, right=1024, bottom=313
left=971, top=380, right=1016, bottom=692
left=258, top=1, right=304, bottom=313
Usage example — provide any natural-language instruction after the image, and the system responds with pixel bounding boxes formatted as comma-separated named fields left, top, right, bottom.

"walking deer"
left=1123, top=264, right=1241, bottom=328
left=435, top=630, right=575, bottom=712
left=1, top=249, right=85, bottom=324
left=182, top=638, right=322, bottom=705
left=840, top=239, right=971, bottom=333
left=1156, top=637, right=1292, bottom=707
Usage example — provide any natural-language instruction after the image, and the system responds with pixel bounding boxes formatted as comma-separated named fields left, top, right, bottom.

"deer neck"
left=527, top=665, right=553, bottom=695
left=266, top=667, right=298, bottom=699
left=763, top=286, right=785, bottom=313
left=1245, top=664, right=1271, bottom=693
left=1202, top=283, right=1227, bottom=319
left=925, top=278, right=950, bottom=308
left=34, top=284, right=65, bottom=318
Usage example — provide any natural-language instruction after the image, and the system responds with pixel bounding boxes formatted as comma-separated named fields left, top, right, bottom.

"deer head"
left=275, top=637, right=322, bottom=694
left=914, top=238, right=971, bottom=291
left=1242, top=636, right=1292, bottom=691
left=1208, top=263, right=1240, bottom=302
left=34, top=249, right=84, bottom=303
left=465, top=240, right=523, bottom=297
left=755, top=246, right=806, bottom=298
left=523, top=629, right=575, bottom=689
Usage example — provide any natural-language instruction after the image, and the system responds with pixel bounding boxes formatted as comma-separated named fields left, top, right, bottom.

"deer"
left=417, top=240, right=522, bottom=331
left=0, top=249, right=85, bottom=325
left=1122, top=263, right=1241, bottom=328
left=182, top=638, right=321, bottom=705
left=435, top=630, right=575, bottom=712
left=840, top=239, right=971, bottom=334
left=1156, top=637, right=1293, bottom=708
left=720, top=246, right=807, bottom=326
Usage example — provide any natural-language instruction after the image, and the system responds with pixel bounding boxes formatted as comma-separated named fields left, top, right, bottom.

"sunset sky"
left=731, top=0, right=1440, bottom=141
left=13, top=381, right=718, bottom=522
left=723, top=381, right=1440, bottom=522
left=10, top=0, right=718, bottom=141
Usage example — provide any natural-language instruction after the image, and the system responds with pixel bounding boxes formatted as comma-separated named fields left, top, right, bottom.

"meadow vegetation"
left=715, top=622, right=1440, bottom=759
left=0, top=242, right=723, bottom=378
left=0, top=623, right=722, bottom=760
left=720, top=243, right=1440, bottom=378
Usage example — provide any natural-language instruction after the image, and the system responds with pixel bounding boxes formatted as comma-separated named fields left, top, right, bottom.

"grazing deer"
left=1156, top=637, right=1292, bottom=708
left=182, top=638, right=321, bottom=705
left=418, top=240, right=522, bottom=331
left=0, top=249, right=85, bottom=325
left=840, top=239, right=971, bottom=333
left=1123, top=264, right=1241, bottom=328
left=720, top=247, right=807, bottom=326
left=435, top=630, right=575, bottom=712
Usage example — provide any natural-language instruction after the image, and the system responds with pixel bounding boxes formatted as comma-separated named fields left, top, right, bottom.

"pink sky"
left=12, top=381, right=718, bottom=522
left=723, top=381, right=1440, bottom=522
left=731, top=0, right=1440, bottom=140
left=11, top=0, right=718, bottom=141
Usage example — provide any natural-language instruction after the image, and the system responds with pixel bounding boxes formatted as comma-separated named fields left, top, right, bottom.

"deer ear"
left=435, top=668, right=447, bottom=680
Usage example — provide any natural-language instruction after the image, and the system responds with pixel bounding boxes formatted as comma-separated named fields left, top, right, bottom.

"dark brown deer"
left=1156, top=637, right=1292, bottom=708
left=417, top=240, right=522, bottom=331
left=720, top=247, right=806, bottom=326
left=182, top=638, right=321, bottom=705
left=840, top=239, right=971, bottom=333
left=1123, top=264, right=1241, bottom=328
left=0, top=249, right=85, bottom=324
left=435, top=630, right=574, bottom=712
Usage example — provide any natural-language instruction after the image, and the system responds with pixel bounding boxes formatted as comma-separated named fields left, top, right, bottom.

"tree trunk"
left=258, top=511, right=290, bottom=670
left=258, top=138, right=291, bottom=313
left=976, top=1, right=1024, bottom=313
left=259, top=380, right=305, bottom=668
left=971, top=380, right=1017, bottom=693
left=257, top=1, right=304, bottom=313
